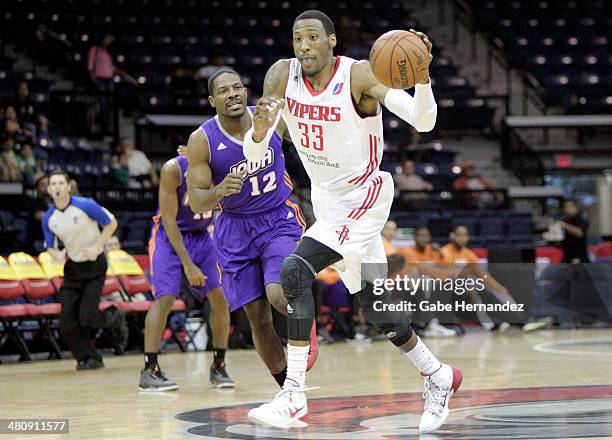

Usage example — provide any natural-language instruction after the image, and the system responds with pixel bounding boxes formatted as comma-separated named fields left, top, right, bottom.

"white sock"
left=404, top=337, right=442, bottom=375
left=283, top=344, right=309, bottom=390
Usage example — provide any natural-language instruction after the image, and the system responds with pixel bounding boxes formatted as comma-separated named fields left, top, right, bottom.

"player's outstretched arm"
left=186, top=128, right=244, bottom=213
left=352, top=30, right=437, bottom=132
left=243, top=59, right=290, bottom=162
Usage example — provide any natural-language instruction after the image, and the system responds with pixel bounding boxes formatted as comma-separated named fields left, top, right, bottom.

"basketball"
left=369, top=30, right=430, bottom=89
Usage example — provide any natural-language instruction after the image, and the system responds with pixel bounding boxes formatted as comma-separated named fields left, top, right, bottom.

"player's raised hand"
left=184, top=261, right=207, bottom=287
left=409, top=29, right=433, bottom=61
left=409, top=29, right=433, bottom=84
left=252, top=98, right=285, bottom=141
left=217, top=171, right=245, bottom=197
left=177, top=145, right=187, bottom=156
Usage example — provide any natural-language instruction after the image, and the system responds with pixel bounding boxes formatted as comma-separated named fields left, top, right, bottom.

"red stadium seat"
left=0, top=279, right=33, bottom=361
left=593, top=242, right=612, bottom=260
left=117, top=274, right=151, bottom=296
left=536, top=246, right=564, bottom=264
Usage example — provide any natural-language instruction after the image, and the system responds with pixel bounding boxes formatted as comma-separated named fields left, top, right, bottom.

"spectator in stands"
left=10, top=82, right=37, bottom=127
left=441, top=225, right=518, bottom=331
left=87, top=34, right=117, bottom=90
left=87, top=34, right=133, bottom=132
left=556, top=199, right=590, bottom=263
left=26, top=175, right=51, bottom=252
left=116, top=137, right=158, bottom=187
left=381, top=220, right=399, bottom=255
left=0, top=137, right=21, bottom=182
left=3, top=105, right=35, bottom=146
left=112, top=153, right=132, bottom=187
left=15, top=143, right=38, bottom=186
left=401, top=226, right=445, bottom=264
left=401, top=227, right=457, bottom=338
left=104, top=235, right=122, bottom=253
left=452, top=161, right=498, bottom=208
left=103, top=236, right=147, bottom=302
left=27, top=175, right=51, bottom=250
left=441, top=226, right=507, bottom=292
left=452, top=161, right=492, bottom=191
left=69, top=178, right=80, bottom=196
left=394, top=160, right=434, bottom=192
left=29, top=175, right=51, bottom=222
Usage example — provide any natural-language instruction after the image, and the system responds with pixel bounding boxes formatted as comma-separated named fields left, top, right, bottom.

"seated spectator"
left=381, top=220, right=399, bottom=256
left=116, top=137, right=159, bottom=188
left=441, top=225, right=520, bottom=331
left=400, top=226, right=445, bottom=264
left=452, top=161, right=492, bottom=191
left=23, top=175, right=50, bottom=253
left=112, top=153, right=138, bottom=188
left=394, top=160, right=434, bottom=191
left=452, top=161, right=498, bottom=208
left=69, top=178, right=80, bottom=196
left=10, top=82, right=38, bottom=127
left=400, top=227, right=456, bottom=338
left=0, top=137, right=21, bottom=182
left=105, top=235, right=122, bottom=253
left=3, top=106, right=35, bottom=146
left=556, top=199, right=590, bottom=263
left=15, top=143, right=39, bottom=186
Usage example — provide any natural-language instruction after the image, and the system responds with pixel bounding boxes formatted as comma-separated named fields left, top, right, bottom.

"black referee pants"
left=58, top=255, right=119, bottom=361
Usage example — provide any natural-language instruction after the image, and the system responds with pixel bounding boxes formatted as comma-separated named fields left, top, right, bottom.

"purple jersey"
left=153, top=155, right=213, bottom=233
left=202, top=107, right=293, bottom=215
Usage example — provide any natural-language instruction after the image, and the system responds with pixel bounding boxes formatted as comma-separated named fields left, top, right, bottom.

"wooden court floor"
left=1, top=328, right=611, bottom=439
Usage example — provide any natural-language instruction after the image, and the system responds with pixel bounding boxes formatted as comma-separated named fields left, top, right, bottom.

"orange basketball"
left=369, top=30, right=430, bottom=89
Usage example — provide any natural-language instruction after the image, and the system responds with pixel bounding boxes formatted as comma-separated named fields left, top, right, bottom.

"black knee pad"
left=356, top=283, right=413, bottom=347
left=280, top=255, right=316, bottom=341
left=280, top=255, right=315, bottom=309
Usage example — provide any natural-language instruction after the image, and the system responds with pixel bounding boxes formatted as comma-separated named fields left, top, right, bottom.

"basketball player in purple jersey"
left=138, top=154, right=234, bottom=392
left=185, top=68, right=318, bottom=388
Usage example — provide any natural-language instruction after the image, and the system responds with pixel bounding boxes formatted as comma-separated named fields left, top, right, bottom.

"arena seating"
left=1, top=0, right=492, bottom=128
left=390, top=210, right=535, bottom=248
left=467, top=0, right=612, bottom=113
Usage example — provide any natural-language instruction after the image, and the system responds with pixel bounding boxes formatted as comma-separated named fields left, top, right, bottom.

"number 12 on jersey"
left=297, top=122, right=324, bottom=151
left=250, top=171, right=277, bottom=196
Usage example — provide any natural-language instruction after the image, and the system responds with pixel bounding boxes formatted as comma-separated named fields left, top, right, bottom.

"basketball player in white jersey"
left=243, top=10, right=462, bottom=434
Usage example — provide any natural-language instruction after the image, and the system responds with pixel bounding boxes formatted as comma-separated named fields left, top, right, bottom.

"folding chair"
left=0, top=256, right=33, bottom=361
left=9, top=253, right=62, bottom=359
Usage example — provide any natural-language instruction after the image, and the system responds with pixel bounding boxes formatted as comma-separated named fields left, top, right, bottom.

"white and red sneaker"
left=248, top=388, right=309, bottom=428
left=418, top=363, right=462, bottom=433
left=306, top=321, right=318, bottom=371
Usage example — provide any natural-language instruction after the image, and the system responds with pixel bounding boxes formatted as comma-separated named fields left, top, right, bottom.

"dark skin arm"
left=251, top=59, right=291, bottom=142
left=159, top=159, right=205, bottom=286
left=185, top=127, right=244, bottom=213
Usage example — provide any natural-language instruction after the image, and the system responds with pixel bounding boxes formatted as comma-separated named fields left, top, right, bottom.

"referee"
left=42, top=170, right=128, bottom=370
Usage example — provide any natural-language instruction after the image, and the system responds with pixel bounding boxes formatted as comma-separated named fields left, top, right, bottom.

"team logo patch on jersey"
left=217, top=142, right=228, bottom=151
left=336, top=225, right=350, bottom=245
left=332, top=82, right=344, bottom=95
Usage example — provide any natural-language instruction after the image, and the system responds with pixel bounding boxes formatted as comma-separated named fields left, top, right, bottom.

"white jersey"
left=282, top=56, right=384, bottom=194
